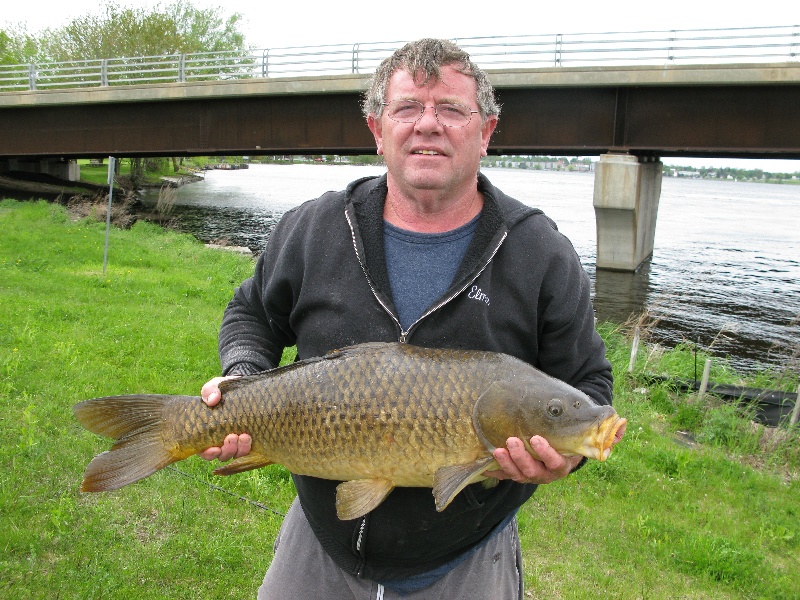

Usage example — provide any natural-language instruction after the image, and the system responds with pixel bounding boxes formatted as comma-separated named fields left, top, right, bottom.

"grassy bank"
left=1, top=199, right=798, bottom=599
left=77, top=158, right=209, bottom=187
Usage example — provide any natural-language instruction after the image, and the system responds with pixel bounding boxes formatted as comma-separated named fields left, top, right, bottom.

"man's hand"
left=198, top=376, right=252, bottom=462
left=484, top=436, right=584, bottom=485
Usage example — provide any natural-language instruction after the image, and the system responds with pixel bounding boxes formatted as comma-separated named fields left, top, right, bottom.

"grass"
left=1, top=199, right=799, bottom=599
left=77, top=157, right=208, bottom=186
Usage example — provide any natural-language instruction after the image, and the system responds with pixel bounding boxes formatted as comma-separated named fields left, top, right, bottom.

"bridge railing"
left=1, top=25, right=797, bottom=92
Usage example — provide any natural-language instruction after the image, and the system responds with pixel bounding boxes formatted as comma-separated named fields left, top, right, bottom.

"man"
left=200, top=39, right=616, bottom=599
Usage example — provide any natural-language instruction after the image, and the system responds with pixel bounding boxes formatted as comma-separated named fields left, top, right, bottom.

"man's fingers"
left=197, top=433, right=247, bottom=462
left=524, top=436, right=562, bottom=470
left=488, top=442, right=543, bottom=484
left=199, top=447, right=222, bottom=461
left=198, top=377, right=248, bottom=461
left=488, top=447, right=520, bottom=479
left=203, top=389, right=222, bottom=407
left=201, top=379, right=224, bottom=407
left=201, top=375, right=240, bottom=407
left=238, top=433, right=252, bottom=458
left=486, top=437, right=578, bottom=485
left=217, top=433, right=240, bottom=461
left=202, top=433, right=252, bottom=463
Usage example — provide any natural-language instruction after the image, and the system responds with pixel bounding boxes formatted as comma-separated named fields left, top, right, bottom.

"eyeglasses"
left=382, top=100, right=479, bottom=128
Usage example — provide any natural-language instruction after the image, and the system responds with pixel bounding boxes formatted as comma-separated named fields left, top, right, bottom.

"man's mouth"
left=412, top=150, right=441, bottom=155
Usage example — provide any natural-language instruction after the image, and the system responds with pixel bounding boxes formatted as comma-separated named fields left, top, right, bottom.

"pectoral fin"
left=212, top=453, right=274, bottom=476
left=335, top=478, right=394, bottom=521
left=433, top=457, right=497, bottom=512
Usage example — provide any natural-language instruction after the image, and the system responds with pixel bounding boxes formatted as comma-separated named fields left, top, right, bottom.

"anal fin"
left=433, top=457, right=497, bottom=512
left=213, top=453, right=274, bottom=476
left=335, top=478, right=394, bottom=521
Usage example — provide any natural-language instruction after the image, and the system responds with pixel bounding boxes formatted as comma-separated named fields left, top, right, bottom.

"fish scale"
left=246, top=350, right=476, bottom=478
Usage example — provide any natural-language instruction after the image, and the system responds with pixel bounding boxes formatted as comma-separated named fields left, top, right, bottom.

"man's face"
left=367, top=65, right=497, bottom=201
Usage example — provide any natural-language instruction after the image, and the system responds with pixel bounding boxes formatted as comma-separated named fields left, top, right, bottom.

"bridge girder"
left=1, top=64, right=799, bottom=159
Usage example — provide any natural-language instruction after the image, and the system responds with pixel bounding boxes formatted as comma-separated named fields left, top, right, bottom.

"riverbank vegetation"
left=77, top=157, right=208, bottom=187
left=78, top=154, right=800, bottom=186
left=480, top=155, right=800, bottom=183
left=1, top=198, right=798, bottom=599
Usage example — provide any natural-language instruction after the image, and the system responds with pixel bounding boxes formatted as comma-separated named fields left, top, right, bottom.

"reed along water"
left=141, top=163, right=800, bottom=374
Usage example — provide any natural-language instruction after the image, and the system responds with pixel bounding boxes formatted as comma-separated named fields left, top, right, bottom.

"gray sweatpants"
left=257, top=499, right=523, bottom=600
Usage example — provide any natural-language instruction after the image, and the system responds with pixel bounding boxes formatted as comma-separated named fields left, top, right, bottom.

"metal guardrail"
left=1, top=25, right=797, bottom=92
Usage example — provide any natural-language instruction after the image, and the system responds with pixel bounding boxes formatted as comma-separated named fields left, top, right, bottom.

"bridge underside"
left=494, top=85, right=800, bottom=159
left=1, top=84, right=799, bottom=159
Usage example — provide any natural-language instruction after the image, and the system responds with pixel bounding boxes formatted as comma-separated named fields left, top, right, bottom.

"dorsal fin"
left=218, top=343, right=402, bottom=394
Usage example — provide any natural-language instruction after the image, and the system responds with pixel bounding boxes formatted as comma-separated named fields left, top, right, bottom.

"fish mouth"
left=587, top=415, right=627, bottom=462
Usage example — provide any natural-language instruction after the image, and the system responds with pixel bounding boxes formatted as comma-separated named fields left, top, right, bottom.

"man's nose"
left=415, top=105, right=443, bottom=130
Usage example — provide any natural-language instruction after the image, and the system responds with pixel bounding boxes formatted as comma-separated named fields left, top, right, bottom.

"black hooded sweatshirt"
left=218, top=173, right=613, bottom=581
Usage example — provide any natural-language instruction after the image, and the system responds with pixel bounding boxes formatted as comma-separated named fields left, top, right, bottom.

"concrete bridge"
left=1, top=35, right=799, bottom=271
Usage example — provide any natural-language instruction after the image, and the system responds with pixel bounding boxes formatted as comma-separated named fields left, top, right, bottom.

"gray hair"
left=362, top=38, right=500, bottom=121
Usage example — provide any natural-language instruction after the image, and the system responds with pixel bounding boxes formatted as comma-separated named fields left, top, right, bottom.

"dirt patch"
left=64, top=195, right=139, bottom=229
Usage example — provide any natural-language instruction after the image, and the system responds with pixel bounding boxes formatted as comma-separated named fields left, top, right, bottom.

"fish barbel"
left=75, top=342, right=626, bottom=520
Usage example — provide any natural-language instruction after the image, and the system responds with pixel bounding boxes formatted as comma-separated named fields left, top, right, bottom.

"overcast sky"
left=4, top=0, right=797, bottom=48
left=4, top=1, right=799, bottom=171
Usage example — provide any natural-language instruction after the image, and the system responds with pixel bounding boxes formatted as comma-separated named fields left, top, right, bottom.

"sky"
left=3, top=0, right=799, bottom=171
left=4, top=0, right=797, bottom=48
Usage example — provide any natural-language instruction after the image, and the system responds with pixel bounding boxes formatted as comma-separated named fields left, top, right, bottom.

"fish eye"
left=573, top=400, right=581, bottom=409
left=547, top=400, right=564, bottom=418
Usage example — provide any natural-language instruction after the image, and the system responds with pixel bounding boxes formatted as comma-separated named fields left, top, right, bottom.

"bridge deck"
left=1, top=63, right=799, bottom=159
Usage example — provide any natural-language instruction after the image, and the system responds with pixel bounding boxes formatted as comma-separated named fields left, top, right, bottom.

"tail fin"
left=74, top=394, right=194, bottom=492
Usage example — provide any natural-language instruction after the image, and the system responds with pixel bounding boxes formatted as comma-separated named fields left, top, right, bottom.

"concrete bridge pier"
left=593, top=153, right=663, bottom=272
left=0, top=158, right=81, bottom=181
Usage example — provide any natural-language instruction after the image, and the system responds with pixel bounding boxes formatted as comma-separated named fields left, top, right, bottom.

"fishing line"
left=166, top=466, right=286, bottom=517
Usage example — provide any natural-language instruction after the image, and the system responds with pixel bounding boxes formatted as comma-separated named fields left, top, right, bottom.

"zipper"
left=345, top=209, right=404, bottom=337
left=346, top=207, right=509, bottom=344
left=356, top=517, right=367, bottom=553
left=401, top=231, right=508, bottom=342
left=345, top=207, right=508, bottom=576
left=355, top=516, right=367, bottom=577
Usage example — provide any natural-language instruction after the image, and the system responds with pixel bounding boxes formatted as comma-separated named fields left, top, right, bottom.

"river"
left=141, top=163, right=800, bottom=374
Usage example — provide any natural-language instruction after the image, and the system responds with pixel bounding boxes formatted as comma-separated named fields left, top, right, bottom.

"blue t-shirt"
left=382, top=213, right=514, bottom=594
left=383, top=215, right=480, bottom=331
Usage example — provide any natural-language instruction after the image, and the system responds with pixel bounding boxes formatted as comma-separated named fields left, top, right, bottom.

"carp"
left=75, top=342, right=626, bottom=520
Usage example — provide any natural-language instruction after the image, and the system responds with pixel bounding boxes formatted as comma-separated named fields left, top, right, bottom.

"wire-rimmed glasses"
left=382, top=100, right=479, bottom=128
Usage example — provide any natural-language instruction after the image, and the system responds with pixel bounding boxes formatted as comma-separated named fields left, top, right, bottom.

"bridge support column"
left=0, top=158, right=80, bottom=181
left=593, top=153, right=662, bottom=272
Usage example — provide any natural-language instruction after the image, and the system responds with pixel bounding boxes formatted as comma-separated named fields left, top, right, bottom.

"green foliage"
left=26, top=0, right=247, bottom=63
left=697, top=403, right=759, bottom=451
left=0, top=25, right=38, bottom=65
left=673, top=401, right=706, bottom=431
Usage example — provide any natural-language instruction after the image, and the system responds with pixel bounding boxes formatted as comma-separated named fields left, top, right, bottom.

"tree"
left=0, top=25, right=38, bottom=65
left=36, top=0, right=247, bottom=62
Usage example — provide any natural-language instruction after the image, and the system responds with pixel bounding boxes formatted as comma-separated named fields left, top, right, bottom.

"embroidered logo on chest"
left=467, top=285, right=490, bottom=306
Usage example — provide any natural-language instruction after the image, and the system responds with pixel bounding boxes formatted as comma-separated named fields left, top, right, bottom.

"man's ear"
left=367, top=114, right=384, bottom=155
left=480, top=115, right=499, bottom=157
